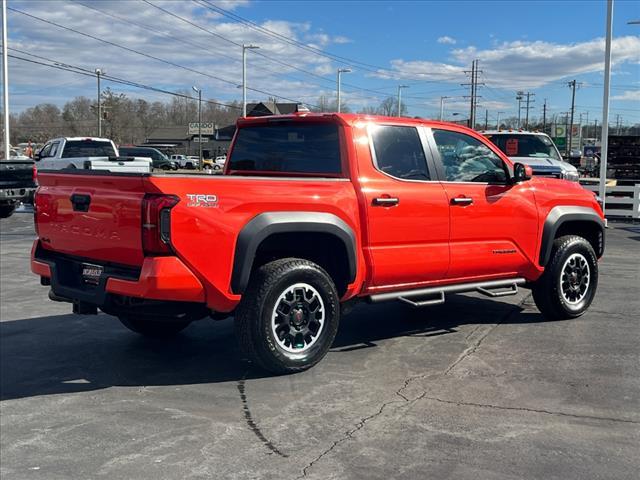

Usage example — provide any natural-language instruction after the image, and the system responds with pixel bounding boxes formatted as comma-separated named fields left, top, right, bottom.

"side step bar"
left=369, top=278, right=526, bottom=308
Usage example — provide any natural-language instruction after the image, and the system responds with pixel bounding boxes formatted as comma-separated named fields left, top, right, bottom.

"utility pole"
left=242, top=44, right=259, bottom=117
left=439, top=96, right=450, bottom=121
left=568, top=79, right=577, bottom=154
left=594, top=119, right=598, bottom=142
left=336, top=68, right=351, bottom=113
left=397, top=85, right=408, bottom=117
left=484, top=109, right=488, bottom=130
left=524, top=92, right=535, bottom=130
left=496, top=111, right=503, bottom=130
left=94, top=68, right=104, bottom=137
left=2, top=0, right=10, bottom=157
left=542, top=99, right=547, bottom=133
left=516, top=91, right=524, bottom=128
left=462, top=60, right=483, bottom=129
left=615, top=114, right=621, bottom=135
left=192, top=86, right=202, bottom=170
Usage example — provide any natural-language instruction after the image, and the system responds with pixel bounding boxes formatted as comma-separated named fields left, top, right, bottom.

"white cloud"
left=437, top=36, right=457, bottom=45
left=6, top=0, right=349, bottom=111
left=373, top=36, right=640, bottom=89
left=611, top=90, right=640, bottom=101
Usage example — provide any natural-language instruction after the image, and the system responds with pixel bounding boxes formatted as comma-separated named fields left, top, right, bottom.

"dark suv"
left=118, top=146, right=177, bottom=171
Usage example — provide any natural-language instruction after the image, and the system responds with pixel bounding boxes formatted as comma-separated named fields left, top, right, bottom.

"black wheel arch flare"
left=231, top=212, right=357, bottom=294
left=539, top=206, right=605, bottom=266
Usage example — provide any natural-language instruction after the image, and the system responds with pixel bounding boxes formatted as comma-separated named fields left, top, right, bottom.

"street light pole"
left=192, top=86, right=202, bottom=170
left=397, top=85, right=408, bottom=117
left=439, top=96, right=450, bottom=121
left=242, top=44, right=259, bottom=117
left=2, top=0, right=10, bottom=157
left=95, top=68, right=104, bottom=137
left=599, top=0, right=614, bottom=216
left=336, top=68, right=351, bottom=113
left=496, top=111, right=503, bottom=130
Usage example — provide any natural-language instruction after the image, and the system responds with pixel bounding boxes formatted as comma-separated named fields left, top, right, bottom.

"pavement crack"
left=237, top=369, right=288, bottom=458
left=415, top=394, right=640, bottom=425
left=297, top=398, right=403, bottom=479
left=443, top=294, right=530, bottom=376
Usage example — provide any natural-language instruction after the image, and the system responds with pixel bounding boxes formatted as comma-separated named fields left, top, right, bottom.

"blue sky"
left=2, top=0, right=639, bottom=126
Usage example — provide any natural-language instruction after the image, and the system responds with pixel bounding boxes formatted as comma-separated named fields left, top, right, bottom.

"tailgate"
left=0, top=161, right=36, bottom=189
left=36, top=172, right=146, bottom=266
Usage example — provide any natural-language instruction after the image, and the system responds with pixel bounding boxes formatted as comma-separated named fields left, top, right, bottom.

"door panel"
left=443, top=182, right=538, bottom=279
left=429, top=127, right=539, bottom=280
left=355, top=123, right=450, bottom=289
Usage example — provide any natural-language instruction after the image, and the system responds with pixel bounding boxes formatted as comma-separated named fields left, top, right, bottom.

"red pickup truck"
left=32, top=113, right=605, bottom=373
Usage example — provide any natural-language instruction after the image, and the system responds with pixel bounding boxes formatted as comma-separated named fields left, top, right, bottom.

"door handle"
left=450, top=196, right=473, bottom=206
left=373, top=197, right=399, bottom=207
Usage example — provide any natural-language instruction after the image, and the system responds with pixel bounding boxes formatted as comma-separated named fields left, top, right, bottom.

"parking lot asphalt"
left=1, top=213, right=639, bottom=480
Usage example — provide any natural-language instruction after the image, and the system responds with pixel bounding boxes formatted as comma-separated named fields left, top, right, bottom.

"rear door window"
left=370, top=125, right=430, bottom=181
left=61, top=140, right=116, bottom=158
left=228, top=123, right=342, bottom=175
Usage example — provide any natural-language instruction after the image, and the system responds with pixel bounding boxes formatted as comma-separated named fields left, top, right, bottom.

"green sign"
left=552, top=137, right=566, bottom=149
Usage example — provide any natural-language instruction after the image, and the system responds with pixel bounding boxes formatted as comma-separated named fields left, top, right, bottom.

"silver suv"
left=483, top=131, right=579, bottom=182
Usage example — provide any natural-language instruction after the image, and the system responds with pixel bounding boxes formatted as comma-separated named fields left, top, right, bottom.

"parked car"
left=170, top=154, right=199, bottom=169
left=118, top=146, right=178, bottom=171
left=0, top=159, right=37, bottom=218
left=31, top=113, right=604, bottom=374
left=202, top=156, right=225, bottom=171
left=35, top=138, right=152, bottom=173
left=483, top=131, right=580, bottom=181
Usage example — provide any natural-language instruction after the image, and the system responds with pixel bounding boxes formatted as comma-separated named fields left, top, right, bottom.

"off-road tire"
left=235, top=258, right=340, bottom=374
left=532, top=235, right=598, bottom=320
left=118, top=315, right=192, bottom=337
left=0, top=204, right=16, bottom=219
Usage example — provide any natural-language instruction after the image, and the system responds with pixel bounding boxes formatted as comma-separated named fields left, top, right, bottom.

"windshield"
left=61, top=140, right=116, bottom=158
left=485, top=134, right=561, bottom=161
left=228, top=122, right=342, bottom=175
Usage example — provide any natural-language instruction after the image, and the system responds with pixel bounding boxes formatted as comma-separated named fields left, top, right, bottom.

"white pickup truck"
left=36, top=138, right=152, bottom=173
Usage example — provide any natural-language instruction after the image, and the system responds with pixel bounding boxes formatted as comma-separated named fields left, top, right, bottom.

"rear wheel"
left=0, top=204, right=15, bottom=218
left=118, top=315, right=192, bottom=337
left=532, top=235, right=598, bottom=320
left=235, top=258, right=340, bottom=374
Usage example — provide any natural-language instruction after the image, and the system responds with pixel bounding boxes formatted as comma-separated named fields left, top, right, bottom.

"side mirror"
left=33, top=153, right=41, bottom=161
left=513, top=162, right=533, bottom=182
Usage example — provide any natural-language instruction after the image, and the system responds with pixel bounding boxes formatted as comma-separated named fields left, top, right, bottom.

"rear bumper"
left=0, top=187, right=36, bottom=203
left=31, top=241, right=205, bottom=307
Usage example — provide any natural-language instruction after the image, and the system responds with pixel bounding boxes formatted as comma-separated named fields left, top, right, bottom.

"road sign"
left=188, top=122, right=214, bottom=135
left=193, top=137, right=209, bottom=143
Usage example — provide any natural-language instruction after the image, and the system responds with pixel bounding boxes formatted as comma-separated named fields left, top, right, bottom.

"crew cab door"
left=428, top=127, right=538, bottom=280
left=357, top=123, right=450, bottom=289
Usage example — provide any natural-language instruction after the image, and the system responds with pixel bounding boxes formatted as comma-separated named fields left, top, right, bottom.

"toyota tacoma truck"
left=31, top=113, right=605, bottom=374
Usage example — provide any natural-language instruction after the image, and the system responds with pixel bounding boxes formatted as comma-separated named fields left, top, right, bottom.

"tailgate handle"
left=70, top=193, right=91, bottom=212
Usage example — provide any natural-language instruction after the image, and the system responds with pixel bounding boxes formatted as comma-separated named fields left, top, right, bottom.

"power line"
left=6, top=50, right=241, bottom=110
left=7, top=5, right=317, bottom=108
left=199, top=0, right=465, bottom=79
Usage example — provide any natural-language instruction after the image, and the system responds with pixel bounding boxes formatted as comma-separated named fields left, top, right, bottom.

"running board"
left=369, top=278, right=526, bottom=307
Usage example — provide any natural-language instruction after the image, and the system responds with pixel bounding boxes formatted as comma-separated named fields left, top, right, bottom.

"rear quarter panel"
left=144, top=175, right=364, bottom=311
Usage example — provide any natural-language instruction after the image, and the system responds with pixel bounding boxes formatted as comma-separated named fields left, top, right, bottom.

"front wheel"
left=532, top=235, right=598, bottom=320
left=235, top=258, right=340, bottom=374
left=118, top=315, right=192, bottom=337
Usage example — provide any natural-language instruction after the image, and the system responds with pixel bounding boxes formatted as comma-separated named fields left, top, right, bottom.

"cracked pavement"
left=2, top=214, right=639, bottom=479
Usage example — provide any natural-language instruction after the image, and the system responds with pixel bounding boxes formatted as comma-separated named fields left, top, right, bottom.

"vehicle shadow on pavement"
left=0, top=294, right=545, bottom=401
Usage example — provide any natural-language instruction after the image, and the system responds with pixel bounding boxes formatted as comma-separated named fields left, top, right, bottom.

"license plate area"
left=81, top=263, right=104, bottom=285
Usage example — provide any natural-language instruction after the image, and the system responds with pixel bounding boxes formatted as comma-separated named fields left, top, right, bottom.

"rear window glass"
left=61, top=140, right=116, bottom=158
left=485, top=134, right=561, bottom=161
left=228, top=123, right=341, bottom=175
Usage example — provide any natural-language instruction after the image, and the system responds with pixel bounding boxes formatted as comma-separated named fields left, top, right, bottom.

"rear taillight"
left=141, top=194, right=179, bottom=256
